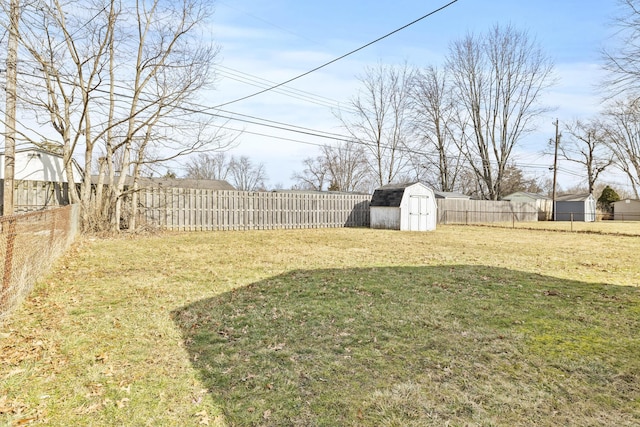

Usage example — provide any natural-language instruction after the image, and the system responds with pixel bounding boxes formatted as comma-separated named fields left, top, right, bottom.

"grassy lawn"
left=484, top=220, right=640, bottom=236
left=1, top=225, right=639, bottom=426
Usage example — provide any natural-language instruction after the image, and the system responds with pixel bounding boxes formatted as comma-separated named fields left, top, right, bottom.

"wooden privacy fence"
left=437, top=199, right=538, bottom=224
left=133, top=189, right=372, bottom=231
left=0, top=180, right=72, bottom=213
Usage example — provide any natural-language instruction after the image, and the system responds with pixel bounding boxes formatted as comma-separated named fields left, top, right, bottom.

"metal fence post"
left=571, top=212, right=574, bottom=232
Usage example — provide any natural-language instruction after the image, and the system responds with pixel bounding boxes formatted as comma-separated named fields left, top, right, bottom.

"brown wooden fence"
left=437, top=199, right=538, bottom=224
left=133, top=189, right=372, bottom=231
left=3, top=181, right=544, bottom=230
left=0, top=180, right=71, bottom=213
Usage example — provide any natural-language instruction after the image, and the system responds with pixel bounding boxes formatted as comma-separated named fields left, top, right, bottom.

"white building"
left=502, top=191, right=552, bottom=221
left=0, top=148, right=83, bottom=213
left=0, top=148, right=82, bottom=183
left=370, top=182, right=437, bottom=231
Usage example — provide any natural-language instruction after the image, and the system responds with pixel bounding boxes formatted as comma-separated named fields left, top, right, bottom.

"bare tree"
left=13, top=0, right=119, bottom=223
left=602, top=99, right=640, bottom=198
left=560, top=119, right=614, bottom=194
left=9, top=0, right=224, bottom=231
left=446, top=24, right=555, bottom=200
left=185, top=152, right=233, bottom=180
left=409, top=65, right=464, bottom=192
left=229, top=156, right=267, bottom=191
left=322, top=142, right=371, bottom=192
left=291, top=155, right=328, bottom=191
left=602, top=0, right=640, bottom=98
left=338, top=63, right=414, bottom=186
left=291, top=141, right=372, bottom=192
left=499, top=163, right=543, bottom=196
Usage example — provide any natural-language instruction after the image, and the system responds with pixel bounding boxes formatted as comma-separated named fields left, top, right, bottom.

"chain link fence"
left=0, top=205, right=79, bottom=323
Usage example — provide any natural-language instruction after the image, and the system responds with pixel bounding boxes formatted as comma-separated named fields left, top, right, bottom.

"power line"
left=8, top=69, right=630, bottom=179
left=9, top=68, right=359, bottom=144
left=214, top=108, right=348, bottom=139
left=215, top=65, right=356, bottom=112
left=212, top=0, right=460, bottom=108
left=216, top=1, right=322, bottom=46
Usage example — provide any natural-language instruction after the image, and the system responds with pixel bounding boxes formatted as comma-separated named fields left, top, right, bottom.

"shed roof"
left=613, top=199, right=640, bottom=205
left=556, top=193, right=593, bottom=202
left=502, top=191, right=550, bottom=201
left=434, top=191, right=471, bottom=199
left=370, top=182, right=417, bottom=207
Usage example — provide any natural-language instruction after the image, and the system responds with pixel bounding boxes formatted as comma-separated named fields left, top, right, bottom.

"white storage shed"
left=370, top=182, right=437, bottom=231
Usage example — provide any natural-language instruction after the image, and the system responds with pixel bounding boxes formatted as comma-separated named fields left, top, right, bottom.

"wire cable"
left=212, top=0, right=460, bottom=108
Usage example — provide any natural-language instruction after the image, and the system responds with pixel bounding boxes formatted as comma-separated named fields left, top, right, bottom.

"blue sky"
left=183, top=0, right=630, bottom=193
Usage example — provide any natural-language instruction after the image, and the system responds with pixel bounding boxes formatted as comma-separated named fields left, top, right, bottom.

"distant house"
left=434, top=191, right=471, bottom=200
left=502, top=192, right=552, bottom=221
left=0, top=148, right=82, bottom=183
left=370, top=182, right=437, bottom=231
left=91, top=176, right=235, bottom=191
left=0, top=148, right=83, bottom=213
left=134, top=176, right=236, bottom=190
left=554, top=193, right=596, bottom=222
left=613, top=199, right=640, bottom=221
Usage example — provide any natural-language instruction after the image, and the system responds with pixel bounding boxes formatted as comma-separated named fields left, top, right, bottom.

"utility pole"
left=551, top=119, right=560, bottom=221
left=3, top=0, right=19, bottom=216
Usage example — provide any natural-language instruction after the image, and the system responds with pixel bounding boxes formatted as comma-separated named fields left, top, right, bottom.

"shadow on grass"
left=171, top=265, right=640, bottom=427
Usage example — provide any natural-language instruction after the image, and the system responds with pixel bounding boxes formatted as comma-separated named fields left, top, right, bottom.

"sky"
left=172, top=0, right=630, bottom=193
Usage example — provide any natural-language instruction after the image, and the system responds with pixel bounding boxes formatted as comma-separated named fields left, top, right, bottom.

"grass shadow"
left=172, top=265, right=640, bottom=426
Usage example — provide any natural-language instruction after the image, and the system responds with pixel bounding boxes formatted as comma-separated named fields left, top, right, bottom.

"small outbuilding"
left=434, top=191, right=471, bottom=200
left=0, top=148, right=83, bottom=183
left=554, top=193, right=596, bottom=222
left=613, top=199, right=640, bottom=221
left=370, top=182, right=437, bottom=231
left=502, top=191, right=552, bottom=221
left=0, top=148, right=83, bottom=213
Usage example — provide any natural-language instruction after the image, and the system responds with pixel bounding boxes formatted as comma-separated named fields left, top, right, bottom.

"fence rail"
left=133, top=189, right=371, bottom=231
left=0, top=180, right=72, bottom=213
left=437, top=199, right=538, bottom=224
left=0, top=205, right=79, bottom=323
left=614, top=213, right=640, bottom=221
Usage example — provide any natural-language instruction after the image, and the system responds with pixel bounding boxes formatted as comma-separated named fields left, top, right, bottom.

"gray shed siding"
left=613, top=199, right=640, bottom=221
left=370, top=206, right=401, bottom=229
left=554, top=194, right=596, bottom=222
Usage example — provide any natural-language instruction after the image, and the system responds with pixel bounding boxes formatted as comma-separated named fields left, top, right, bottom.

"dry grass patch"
left=483, top=220, right=640, bottom=236
left=1, top=226, right=639, bottom=426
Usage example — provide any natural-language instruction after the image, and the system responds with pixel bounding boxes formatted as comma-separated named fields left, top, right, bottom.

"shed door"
left=409, top=196, right=429, bottom=231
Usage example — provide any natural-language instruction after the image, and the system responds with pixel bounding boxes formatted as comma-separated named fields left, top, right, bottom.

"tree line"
left=3, top=1, right=640, bottom=231
left=291, top=6, right=640, bottom=202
